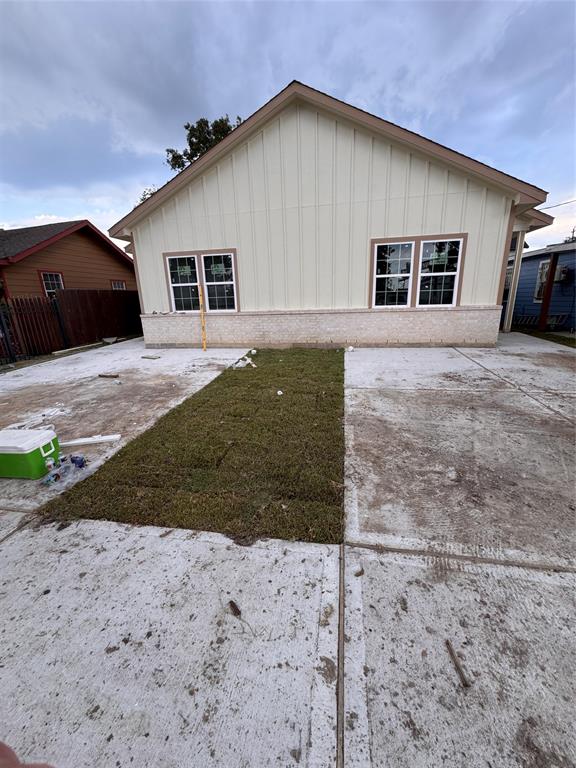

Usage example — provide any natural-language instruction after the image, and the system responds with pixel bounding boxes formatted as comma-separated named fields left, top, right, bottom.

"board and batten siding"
left=133, top=101, right=512, bottom=314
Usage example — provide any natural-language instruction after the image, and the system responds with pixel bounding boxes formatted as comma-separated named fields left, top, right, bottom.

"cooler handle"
left=40, top=440, right=55, bottom=458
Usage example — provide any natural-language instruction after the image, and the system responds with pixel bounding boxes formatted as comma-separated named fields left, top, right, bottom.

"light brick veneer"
left=141, top=306, right=501, bottom=348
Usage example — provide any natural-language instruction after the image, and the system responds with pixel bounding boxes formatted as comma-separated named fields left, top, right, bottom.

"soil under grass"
left=42, top=348, right=345, bottom=544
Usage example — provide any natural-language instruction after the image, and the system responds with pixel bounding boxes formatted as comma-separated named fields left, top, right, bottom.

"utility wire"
left=537, top=198, right=576, bottom=210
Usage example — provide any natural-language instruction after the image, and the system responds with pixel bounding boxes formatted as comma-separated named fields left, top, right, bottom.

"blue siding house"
left=511, top=241, right=576, bottom=331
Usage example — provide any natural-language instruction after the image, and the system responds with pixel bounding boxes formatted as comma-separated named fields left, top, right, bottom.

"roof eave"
left=109, top=80, right=549, bottom=237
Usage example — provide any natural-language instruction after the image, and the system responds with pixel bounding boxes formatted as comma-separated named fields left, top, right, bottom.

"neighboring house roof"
left=0, top=220, right=134, bottom=267
left=522, top=241, right=576, bottom=260
left=110, top=80, right=550, bottom=240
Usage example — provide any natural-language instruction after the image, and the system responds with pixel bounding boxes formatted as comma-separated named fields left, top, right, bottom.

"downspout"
left=502, top=228, right=527, bottom=332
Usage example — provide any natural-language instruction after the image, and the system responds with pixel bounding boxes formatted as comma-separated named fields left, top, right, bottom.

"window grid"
left=416, top=239, right=462, bottom=307
left=167, top=255, right=201, bottom=312
left=372, top=242, right=414, bottom=308
left=111, top=280, right=126, bottom=290
left=165, top=252, right=237, bottom=313
left=202, top=253, right=236, bottom=312
left=41, top=272, right=64, bottom=298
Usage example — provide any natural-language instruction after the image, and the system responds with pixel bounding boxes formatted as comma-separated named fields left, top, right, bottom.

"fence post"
left=52, top=295, right=70, bottom=349
left=0, top=303, right=17, bottom=363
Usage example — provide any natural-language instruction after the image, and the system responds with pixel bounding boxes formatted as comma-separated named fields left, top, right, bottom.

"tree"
left=166, top=115, right=242, bottom=172
left=137, top=186, right=158, bottom=205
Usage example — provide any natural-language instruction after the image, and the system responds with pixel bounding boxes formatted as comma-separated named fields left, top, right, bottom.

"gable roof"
left=110, top=81, right=550, bottom=240
left=0, top=220, right=134, bottom=267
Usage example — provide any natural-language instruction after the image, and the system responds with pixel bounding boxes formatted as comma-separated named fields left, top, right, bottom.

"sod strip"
left=42, top=349, right=345, bottom=544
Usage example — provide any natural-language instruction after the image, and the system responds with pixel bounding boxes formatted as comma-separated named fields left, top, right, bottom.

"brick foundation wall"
left=141, top=306, right=501, bottom=348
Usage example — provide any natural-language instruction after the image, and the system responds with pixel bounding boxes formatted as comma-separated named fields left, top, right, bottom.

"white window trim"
left=111, top=280, right=127, bottom=290
left=533, top=259, right=550, bottom=303
left=201, top=252, right=237, bottom=313
left=41, top=271, right=64, bottom=298
left=416, top=238, right=463, bottom=308
left=371, top=241, right=415, bottom=309
left=167, top=254, right=201, bottom=313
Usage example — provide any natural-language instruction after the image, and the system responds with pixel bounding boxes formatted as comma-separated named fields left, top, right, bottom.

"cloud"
left=0, top=0, right=574, bottom=239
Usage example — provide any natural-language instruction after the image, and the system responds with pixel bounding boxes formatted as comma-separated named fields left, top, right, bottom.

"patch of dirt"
left=515, top=717, right=575, bottom=768
left=351, top=389, right=575, bottom=559
left=508, top=351, right=576, bottom=373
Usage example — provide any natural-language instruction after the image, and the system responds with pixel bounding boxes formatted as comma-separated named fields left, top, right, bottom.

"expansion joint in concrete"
left=344, top=539, right=576, bottom=574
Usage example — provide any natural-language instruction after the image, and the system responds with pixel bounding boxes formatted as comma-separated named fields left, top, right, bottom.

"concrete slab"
left=346, top=386, right=575, bottom=568
left=345, top=336, right=576, bottom=568
left=458, top=333, right=576, bottom=395
left=0, top=339, right=246, bottom=512
left=0, top=509, right=28, bottom=540
left=345, top=346, right=506, bottom=392
left=0, top=519, right=338, bottom=767
left=344, top=547, right=576, bottom=768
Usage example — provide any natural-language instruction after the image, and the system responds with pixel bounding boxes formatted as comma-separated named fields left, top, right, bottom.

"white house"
left=109, top=81, right=553, bottom=347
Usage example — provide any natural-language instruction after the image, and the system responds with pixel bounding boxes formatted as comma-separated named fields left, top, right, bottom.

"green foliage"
left=137, top=186, right=158, bottom=205
left=166, top=114, right=242, bottom=172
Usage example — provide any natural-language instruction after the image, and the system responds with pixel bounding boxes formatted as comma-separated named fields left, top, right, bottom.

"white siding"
left=133, top=102, right=512, bottom=314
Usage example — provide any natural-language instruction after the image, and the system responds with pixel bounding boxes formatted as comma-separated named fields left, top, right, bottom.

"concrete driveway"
left=0, top=339, right=246, bottom=512
left=344, top=333, right=576, bottom=767
left=0, top=333, right=574, bottom=767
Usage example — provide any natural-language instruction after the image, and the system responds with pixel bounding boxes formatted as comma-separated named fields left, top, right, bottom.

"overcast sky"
left=0, top=0, right=574, bottom=249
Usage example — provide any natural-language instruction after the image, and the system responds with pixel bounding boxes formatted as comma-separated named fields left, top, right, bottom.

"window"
left=167, top=256, right=200, bottom=311
left=372, top=242, right=413, bottom=306
left=41, top=272, right=64, bottom=298
left=111, top=280, right=126, bottom=290
left=534, top=260, right=550, bottom=302
left=202, top=253, right=236, bottom=311
left=417, top=239, right=462, bottom=306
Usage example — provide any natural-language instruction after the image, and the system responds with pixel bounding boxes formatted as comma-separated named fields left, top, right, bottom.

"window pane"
left=169, top=257, right=197, bottom=284
left=419, top=275, right=456, bottom=305
left=420, top=240, right=460, bottom=274
left=42, top=273, right=63, bottom=297
left=207, top=283, right=235, bottom=310
left=374, top=276, right=410, bottom=306
left=173, top=285, right=200, bottom=311
left=203, top=253, right=233, bottom=283
left=376, top=243, right=412, bottom=276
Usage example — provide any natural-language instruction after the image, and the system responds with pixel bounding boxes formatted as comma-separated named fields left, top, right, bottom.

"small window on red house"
left=41, top=272, right=64, bottom=298
left=111, top=280, right=127, bottom=290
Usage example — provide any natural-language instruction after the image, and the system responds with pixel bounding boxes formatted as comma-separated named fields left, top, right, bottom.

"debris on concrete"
left=141, top=355, right=161, bottom=360
left=228, top=600, right=242, bottom=617
left=232, top=356, right=257, bottom=369
left=101, top=337, right=118, bottom=345
left=445, top=639, right=471, bottom=688
left=0, top=522, right=338, bottom=767
left=97, top=373, right=119, bottom=379
left=1, top=339, right=248, bottom=512
left=60, top=434, right=121, bottom=447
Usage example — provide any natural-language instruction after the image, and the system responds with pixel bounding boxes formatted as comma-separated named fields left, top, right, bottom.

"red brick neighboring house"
left=0, top=220, right=137, bottom=300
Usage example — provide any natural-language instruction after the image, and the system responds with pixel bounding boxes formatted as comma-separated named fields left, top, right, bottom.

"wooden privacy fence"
left=0, top=290, right=142, bottom=365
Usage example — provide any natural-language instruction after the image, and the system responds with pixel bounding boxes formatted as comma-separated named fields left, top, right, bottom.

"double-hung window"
left=417, top=239, right=462, bottom=306
left=372, top=242, right=414, bottom=306
left=41, top=272, right=64, bottom=298
left=168, top=256, right=201, bottom=311
left=202, top=253, right=236, bottom=311
left=166, top=251, right=237, bottom=312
